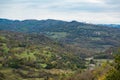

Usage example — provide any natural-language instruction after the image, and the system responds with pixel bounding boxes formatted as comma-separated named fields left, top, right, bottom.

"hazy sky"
left=0, top=0, right=120, bottom=24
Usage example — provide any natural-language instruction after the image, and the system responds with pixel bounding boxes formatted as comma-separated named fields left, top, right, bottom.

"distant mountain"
left=0, top=18, right=120, bottom=53
left=98, top=24, right=120, bottom=28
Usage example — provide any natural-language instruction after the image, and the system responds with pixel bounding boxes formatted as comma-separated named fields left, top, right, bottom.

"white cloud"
left=65, top=0, right=104, bottom=3
left=0, top=0, right=119, bottom=24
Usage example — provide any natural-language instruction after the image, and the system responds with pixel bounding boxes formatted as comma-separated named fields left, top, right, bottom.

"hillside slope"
left=0, top=19, right=120, bottom=52
left=0, top=30, right=86, bottom=80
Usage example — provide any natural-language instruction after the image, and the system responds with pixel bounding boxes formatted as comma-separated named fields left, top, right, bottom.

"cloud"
left=105, top=0, right=120, bottom=4
left=0, top=0, right=119, bottom=24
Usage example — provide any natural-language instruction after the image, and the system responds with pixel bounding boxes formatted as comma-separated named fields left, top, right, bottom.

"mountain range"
left=0, top=18, right=120, bottom=54
left=98, top=24, right=120, bottom=28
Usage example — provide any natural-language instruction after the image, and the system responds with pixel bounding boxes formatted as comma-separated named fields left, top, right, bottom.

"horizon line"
left=0, top=17, right=120, bottom=25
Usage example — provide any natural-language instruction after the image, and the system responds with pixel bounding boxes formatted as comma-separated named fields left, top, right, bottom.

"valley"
left=0, top=19, right=120, bottom=80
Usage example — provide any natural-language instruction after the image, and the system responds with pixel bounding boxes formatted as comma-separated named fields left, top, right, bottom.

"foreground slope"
left=0, top=30, right=85, bottom=80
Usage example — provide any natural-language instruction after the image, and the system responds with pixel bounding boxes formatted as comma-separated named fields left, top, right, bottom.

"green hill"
left=0, top=19, right=120, bottom=80
left=0, top=31, right=85, bottom=80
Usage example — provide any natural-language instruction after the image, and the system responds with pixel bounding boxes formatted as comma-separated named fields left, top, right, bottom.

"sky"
left=0, top=0, right=120, bottom=24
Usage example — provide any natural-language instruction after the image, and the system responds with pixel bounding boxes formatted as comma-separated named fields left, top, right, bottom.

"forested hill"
left=0, top=30, right=85, bottom=69
left=0, top=30, right=87, bottom=80
left=0, top=18, right=120, bottom=53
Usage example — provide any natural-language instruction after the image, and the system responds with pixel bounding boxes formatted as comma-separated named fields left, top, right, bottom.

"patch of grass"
left=44, top=69, right=74, bottom=75
left=47, top=32, right=68, bottom=39
left=91, top=37, right=101, bottom=41
left=15, top=51, right=36, bottom=61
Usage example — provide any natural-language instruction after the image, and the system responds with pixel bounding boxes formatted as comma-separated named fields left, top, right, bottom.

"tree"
left=105, top=52, right=120, bottom=80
